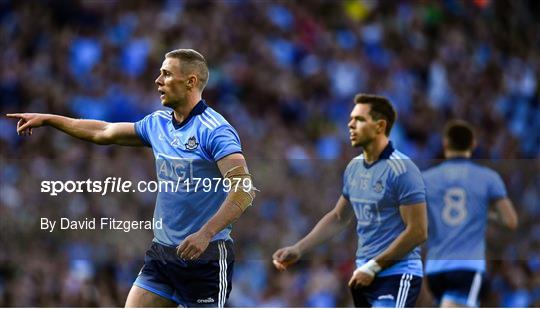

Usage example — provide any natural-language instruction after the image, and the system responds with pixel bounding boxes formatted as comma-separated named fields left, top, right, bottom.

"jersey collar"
left=363, top=141, right=395, bottom=169
left=171, top=99, right=208, bottom=130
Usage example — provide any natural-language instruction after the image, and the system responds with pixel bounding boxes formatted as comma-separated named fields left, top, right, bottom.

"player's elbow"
left=416, top=230, right=428, bottom=245
left=332, top=210, right=352, bottom=227
left=93, top=135, right=113, bottom=145
left=419, top=229, right=428, bottom=244
left=94, top=128, right=114, bottom=145
left=92, top=136, right=112, bottom=145
left=504, top=216, right=518, bottom=230
left=409, top=225, right=427, bottom=245
left=497, top=200, right=519, bottom=230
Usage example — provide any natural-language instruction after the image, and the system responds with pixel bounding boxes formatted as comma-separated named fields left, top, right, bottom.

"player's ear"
left=186, top=74, right=197, bottom=90
left=377, top=119, right=387, bottom=135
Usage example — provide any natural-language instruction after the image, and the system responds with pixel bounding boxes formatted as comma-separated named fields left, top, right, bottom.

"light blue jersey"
left=135, top=100, right=242, bottom=246
left=423, top=158, right=507, bottom=274
left=342, top=142, right=426, bottom=277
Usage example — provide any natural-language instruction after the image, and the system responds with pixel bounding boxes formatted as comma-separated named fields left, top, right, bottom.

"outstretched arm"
left=272, top=195, right=354, bottom=270
left=6, top=113, right=145, bottom=146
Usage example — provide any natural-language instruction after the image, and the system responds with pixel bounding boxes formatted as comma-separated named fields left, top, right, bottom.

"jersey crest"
left=185, top=136, right=199, bottom=151
left=374, top=179, right=384, bottom=193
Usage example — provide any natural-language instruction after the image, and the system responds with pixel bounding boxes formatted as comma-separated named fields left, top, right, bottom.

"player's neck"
left=363, top=137, right=389, bottom=164
left=445, top=150, right=472, bottom=159
left=172, top=94, right=203, bottom=123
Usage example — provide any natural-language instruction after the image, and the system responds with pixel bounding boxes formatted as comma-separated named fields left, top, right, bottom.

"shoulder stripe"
left=390, top=154, right=406, bottom=173
left=388, top=155, right=403, bottom=174
left=198, top=115, right=214, bottom=130
left=154, top=115, right=171, bottom=122
left=393, top=150, right=410, bottom=160
left=387, top=159, right=403, bottom=175
left=204, top=110, right=221, bottom=126
left=201, top=113, right=218, bottom=128
left=391, top=154, right=406, bottom=172
left=153, top=110, right=170, bottom=116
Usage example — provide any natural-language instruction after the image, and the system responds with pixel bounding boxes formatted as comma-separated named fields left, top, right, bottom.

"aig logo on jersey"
left=373, top=179, right=384, bottom=193
left=354, top=202, right=381, bottom=226
left=185, top=136, right=199, bottom=151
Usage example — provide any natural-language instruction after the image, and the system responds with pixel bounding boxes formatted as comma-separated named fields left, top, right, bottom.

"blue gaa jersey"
left=342, top=141, right=426, bottom=277
left=423, top=158, right=508, bottom=274
left=134, top=100, right=242, bottom=247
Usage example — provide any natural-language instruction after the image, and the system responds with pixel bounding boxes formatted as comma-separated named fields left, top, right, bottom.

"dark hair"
left=165, top=49, right=209, bottom=90
left=444, top=119, right=475, bottom=151
left=354, top=93, right=397, bottom=136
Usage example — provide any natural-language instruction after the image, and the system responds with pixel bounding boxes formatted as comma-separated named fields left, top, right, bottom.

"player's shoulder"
left=422, top=161, right=446, bottom=179
left=148, top=109, right=172, bottom=120
left=196, top=107, right=234, bottom=132
left=137, top=110, right=171, bottom=126
left=473, top=162, right=502, bottom=180
left=387, top=149, right=419, bottom=176
left=451, top=159, right=500, bottom=178
left=348, top=153, right=364, bottom=167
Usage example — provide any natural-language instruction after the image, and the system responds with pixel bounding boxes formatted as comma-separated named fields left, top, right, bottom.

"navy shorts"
left=350, top=273, right=422, bottom=308
left=133, top=240, right=234, bottom=307
left=427, top=270, right=486, bottom=307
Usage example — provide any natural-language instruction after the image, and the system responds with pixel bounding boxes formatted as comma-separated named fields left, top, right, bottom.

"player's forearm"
left=198, top=202, right=244, bottom=239
left=490, top=199, right=518, bottom=230
left=295, top=211, right=351, bottom=255
left=44, top=114, right=110, bottom=144
left=373, top=226, right=427, bottom=269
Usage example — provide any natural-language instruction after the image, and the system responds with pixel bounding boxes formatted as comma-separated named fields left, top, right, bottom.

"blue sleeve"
left=488, top=171, right=507, bottom=201
left=342, top=169, right=350, bottom=200
left=206, top=125, right=242, bottom=161
left=134, top=114, right=152, bottom=147
left=395, top=162, right=426, bottom=206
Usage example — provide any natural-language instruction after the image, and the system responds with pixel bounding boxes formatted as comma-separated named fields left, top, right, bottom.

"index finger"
left=176, top=241, right=188, bottom=256
left=272, top=259, right=286, bottom=271
left=348, top=276, right=356, bottom=288
left=272, top=249, right=285, bottom=261
left=6, top=113, right=24, bottom=119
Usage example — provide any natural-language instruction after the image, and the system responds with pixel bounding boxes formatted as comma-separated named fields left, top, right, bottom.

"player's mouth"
left=158, top=90, right=166, bottom=100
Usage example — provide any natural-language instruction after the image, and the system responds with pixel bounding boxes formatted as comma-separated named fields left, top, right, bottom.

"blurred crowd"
left=1, top=0, right=539, bottom=307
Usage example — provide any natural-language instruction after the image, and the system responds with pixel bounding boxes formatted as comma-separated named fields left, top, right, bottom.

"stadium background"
left=0, top=0, right=539, bottom=306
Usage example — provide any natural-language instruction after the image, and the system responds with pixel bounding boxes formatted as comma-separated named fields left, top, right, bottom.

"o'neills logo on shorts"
left=197, top=297, right=215, bottom=304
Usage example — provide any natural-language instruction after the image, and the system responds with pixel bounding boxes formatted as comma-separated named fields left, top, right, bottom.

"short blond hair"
left=165, top=49, right=209, bottom=91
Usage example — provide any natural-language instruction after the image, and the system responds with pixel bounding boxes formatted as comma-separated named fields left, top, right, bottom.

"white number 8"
left=442, top=187, right=467, bottom=226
